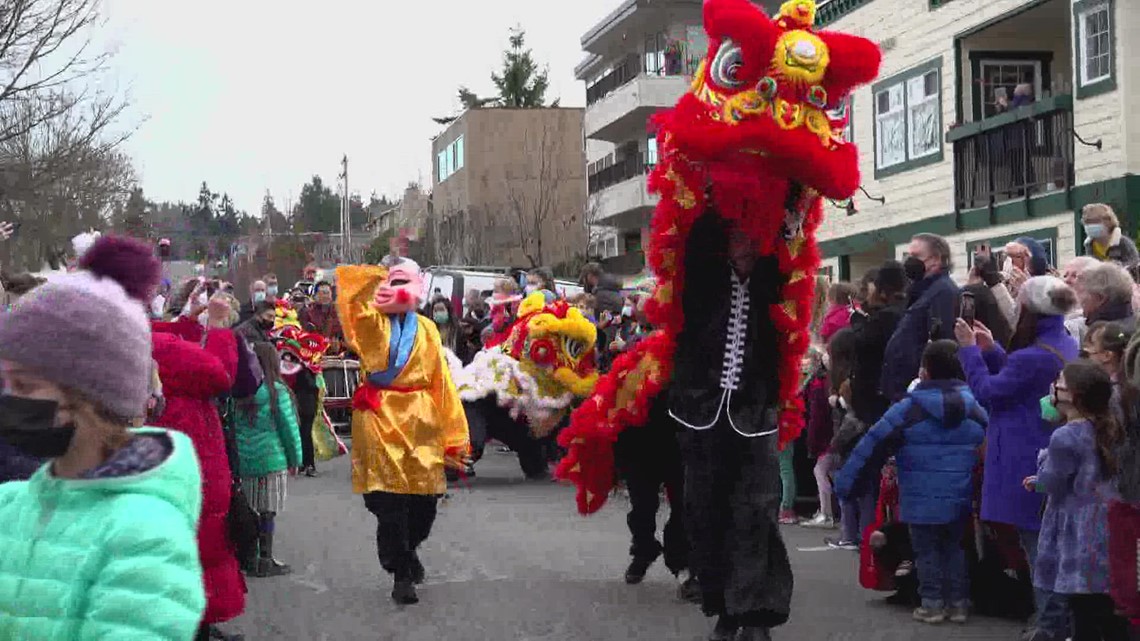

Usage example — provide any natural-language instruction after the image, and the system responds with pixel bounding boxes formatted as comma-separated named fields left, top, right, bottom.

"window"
left=980, top=60, right=1041, bottom=118
left=872, top=58, right=943, bottom=178
left=829, top=94, right=853, bottom=143
left=644, top=32, right=665, bottom=76
left=646, top=135, right=658, bottom=166
left=1075, top=0, right=1114, bottom=97
left=435, top=135, right=466, bottom=183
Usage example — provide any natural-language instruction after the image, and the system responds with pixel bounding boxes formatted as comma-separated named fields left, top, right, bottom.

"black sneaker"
left=392, top=580, right=419, bottom=605
left=208, top=626, right=246, bottom=641
left=255, top=558, right=292, bottom=578
left=708, top=616, right=738, bottom=641
left=624, top=554, right=657, bottom=584
left=736, top=627, right=772, bottom=641
left=676, top=569, right=701, bottom=603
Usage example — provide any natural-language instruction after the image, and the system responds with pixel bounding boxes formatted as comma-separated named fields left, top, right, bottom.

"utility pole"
left=339, top=155, right=350, bottom=263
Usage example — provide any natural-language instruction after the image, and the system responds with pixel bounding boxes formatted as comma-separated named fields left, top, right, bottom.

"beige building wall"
left=431, top=108, right=587, bottom=268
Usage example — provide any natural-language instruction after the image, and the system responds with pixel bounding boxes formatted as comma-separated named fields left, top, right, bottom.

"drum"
left=321, top=358, right=360, bottom=434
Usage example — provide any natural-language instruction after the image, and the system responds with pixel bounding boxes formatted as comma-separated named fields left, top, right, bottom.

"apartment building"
left=366, top=183, right=430, bottom=242
left=814, top=0, right=1140, bottom=282
left=429, top=107, right=587, bottom=269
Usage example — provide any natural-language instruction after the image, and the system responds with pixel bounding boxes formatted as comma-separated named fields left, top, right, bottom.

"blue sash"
left=366, top=313, right=419, bottom=388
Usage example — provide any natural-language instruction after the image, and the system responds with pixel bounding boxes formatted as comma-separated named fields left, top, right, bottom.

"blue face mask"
left=252, top=291, right=266, bottom=304
left=1085, top=223, right=1107, bottom=240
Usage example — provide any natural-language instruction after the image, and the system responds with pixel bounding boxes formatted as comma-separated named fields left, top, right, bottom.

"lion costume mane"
left=556, top=0, right=881, bottom=514
left=454, top=291, right=599, bottom=433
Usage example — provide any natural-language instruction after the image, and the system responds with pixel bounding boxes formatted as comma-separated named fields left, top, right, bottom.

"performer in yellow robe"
left=336, top=256, right=469, bottom=606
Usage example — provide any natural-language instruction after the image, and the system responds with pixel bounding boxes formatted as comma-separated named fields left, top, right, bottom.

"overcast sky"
left=100, top=0, right=618, bottom=215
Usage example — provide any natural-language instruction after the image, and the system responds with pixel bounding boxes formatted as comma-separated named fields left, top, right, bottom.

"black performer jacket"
left=667, top=212, right=782, bottom=437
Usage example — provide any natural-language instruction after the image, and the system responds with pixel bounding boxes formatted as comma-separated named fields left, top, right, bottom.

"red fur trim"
left=558, top=0, right=880, bottom=515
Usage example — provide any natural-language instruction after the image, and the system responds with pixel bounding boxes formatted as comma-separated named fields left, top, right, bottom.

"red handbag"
left=1108, top=500, right=1140, bottom=618
left=859, top=462, right=900, bottom=591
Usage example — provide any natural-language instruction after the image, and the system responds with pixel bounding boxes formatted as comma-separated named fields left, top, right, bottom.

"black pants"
left=464, top=397, right=547, bottom=478
left=681, top=417, right=793, bottom=628
left=363, top=491, right=439, bottom=582
left=625, top=459, right=687, bottom=572
left=1069, top=593, right=1130, bottom=641
left=294, top=381, right=318, bottom=469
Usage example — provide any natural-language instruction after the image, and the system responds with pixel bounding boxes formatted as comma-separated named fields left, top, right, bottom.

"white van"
left=421, top=267, right=584, bottom=313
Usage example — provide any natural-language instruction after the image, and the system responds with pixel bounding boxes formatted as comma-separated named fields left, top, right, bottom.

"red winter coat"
left=151, top=327, right=245, bottom=624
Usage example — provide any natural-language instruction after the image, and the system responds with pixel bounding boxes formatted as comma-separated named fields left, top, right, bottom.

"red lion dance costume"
left=557, top=1, right=879, bottom=637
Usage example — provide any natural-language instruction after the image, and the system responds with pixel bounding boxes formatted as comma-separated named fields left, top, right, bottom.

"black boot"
left=709, top=616, right=738, bottom=641
left=392, top=579, right=419, bottom=604
left=254, top=514, right=291, bottom=578
left=624, top=551, right=658, bottom=584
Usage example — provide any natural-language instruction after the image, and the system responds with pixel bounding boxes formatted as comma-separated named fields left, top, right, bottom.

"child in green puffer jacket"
left=0, top=235, right=205, bottom=641
left=234, top=342, right=304, bottom=578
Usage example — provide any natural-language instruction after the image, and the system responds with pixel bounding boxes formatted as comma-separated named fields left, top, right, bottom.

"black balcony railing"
left=586, top=57, right=640, bottom=106
left=587, top=154, right=654, bottom=194
left=950, top=95, right=1075, bottom=211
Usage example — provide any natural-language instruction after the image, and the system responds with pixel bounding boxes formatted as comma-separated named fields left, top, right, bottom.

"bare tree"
left=576, top=193, right=607, bottom=260
left=0, top=90, right=134, bottom=269
left=505, top=123, right=566, bottom=269
left=0, top=0, right=112, bottom=146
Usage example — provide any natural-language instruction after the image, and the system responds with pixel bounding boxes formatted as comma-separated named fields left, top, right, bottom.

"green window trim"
left=815, top=0, right=872, bottom=28
left=871, top=56, right=945, bottom=180
left=818, top=174, right=1140, bottom=261
left=1073, top=0, right=1117, bottom=99
left=929, top=0, right=955, bottom=7
left=964, top=227, right=1059, bottom=270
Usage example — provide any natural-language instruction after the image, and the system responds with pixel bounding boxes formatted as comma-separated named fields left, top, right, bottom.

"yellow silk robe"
left=336, top=265, right=469, bottom=495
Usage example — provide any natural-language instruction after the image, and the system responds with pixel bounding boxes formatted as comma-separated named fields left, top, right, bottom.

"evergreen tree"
left=491, top=26, right=551, bottom=108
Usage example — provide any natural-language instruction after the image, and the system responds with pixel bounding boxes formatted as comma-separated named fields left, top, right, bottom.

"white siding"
left=1117, top=0, right=1140, bottom=175
left=890, top=212, right=1076, bottom=283
left=819, top=0, right=1124, bottom=249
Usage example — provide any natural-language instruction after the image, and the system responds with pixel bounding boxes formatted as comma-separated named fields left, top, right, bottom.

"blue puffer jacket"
left=835, top=380, right=987, bottom=525
left=0, top=428, right=205, bottom=640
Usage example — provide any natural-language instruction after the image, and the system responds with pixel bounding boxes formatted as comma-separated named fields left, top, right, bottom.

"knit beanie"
left=1015, top=237, right=1050, bottom=276
left=1018, top=275, right=1076, bottom=317
left=0, top=235, right=159, bottom=419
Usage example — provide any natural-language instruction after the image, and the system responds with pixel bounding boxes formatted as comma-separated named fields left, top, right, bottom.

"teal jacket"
left=234, top=381, right=303, bottom=478
left=0, top=428, right=206, bottom=640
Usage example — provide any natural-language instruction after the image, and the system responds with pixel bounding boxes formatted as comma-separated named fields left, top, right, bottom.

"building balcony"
left=601, top=249, right=646, bottom=276
left=585, top=73, right=689, bottom=143
left=588, top=154, right=653, bottom=194
left=948, top=94, right=1075, bottom=212
left=588, top=155, right=657, bottom=230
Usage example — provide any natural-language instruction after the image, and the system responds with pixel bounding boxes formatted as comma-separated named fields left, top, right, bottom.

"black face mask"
left=258, top=319, right=275, bottom=330
left=903, top=256, right=928, bottom=282
left=0, top=395, right=76, bottom=459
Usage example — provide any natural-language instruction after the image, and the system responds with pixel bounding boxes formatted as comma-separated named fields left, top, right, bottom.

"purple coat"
left=958, top=315, right=1078, bottom=531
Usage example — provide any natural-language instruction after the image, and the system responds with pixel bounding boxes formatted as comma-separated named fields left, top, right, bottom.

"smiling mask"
left=373, top=257, right=424, bottom=314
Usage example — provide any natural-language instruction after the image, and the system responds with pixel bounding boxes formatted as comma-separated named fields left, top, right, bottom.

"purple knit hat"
left=0, top=235, right=159, bottom=418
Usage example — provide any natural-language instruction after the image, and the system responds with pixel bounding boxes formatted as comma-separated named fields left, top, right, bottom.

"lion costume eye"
left=711, top=39, right=745, bottom=88
left=563, top=338, right=585, bottom=360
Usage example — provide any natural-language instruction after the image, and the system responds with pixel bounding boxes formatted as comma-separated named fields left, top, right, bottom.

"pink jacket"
left=819, top=304, right=852, bottom=344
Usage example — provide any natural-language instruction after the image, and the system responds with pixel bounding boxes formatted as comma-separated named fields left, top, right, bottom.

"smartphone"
left=960, top=291, right=976, bottom=326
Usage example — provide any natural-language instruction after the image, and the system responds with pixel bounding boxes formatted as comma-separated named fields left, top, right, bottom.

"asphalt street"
left=229, top=450, right=1024, bottom=641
